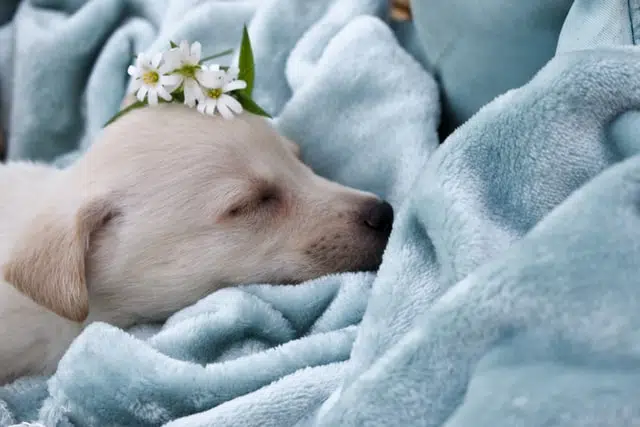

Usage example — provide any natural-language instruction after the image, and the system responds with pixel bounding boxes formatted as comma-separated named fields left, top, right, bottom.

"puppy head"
left=5, top=104, right=393, bottom=324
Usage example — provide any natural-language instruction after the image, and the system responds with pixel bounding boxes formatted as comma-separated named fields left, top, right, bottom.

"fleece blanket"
left=2, top=0, right=640, bottom=425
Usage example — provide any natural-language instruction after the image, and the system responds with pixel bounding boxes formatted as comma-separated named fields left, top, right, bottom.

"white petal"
left=160, top=74, right=182, bottom=86
left=194, top=69, right=209, bottom=84
left=169, top=84, right=183, bottom=94
left=179, top=40, right=190, bottom=57
left=223, top=80, right=247, bottom=92
left=160, top=49, right=181, bottom=73
left=157, top=86, right=173, bottom=101
left=184, top=78, right=201, bottom=92
left=225, top=66, right=240, bottom=82
left=197, top=103, right=207, bottom=114
left=184, top=80, right=204, bottom=107
left=129, top=78, right=143, bottom=93
left=226, top=66, right=239, bottom=76
left=220, top=94, right=242, bottom=114
left=194, top=69, right=207, bottom=82
left=151, top=52, right=163, bottom=69
left=217, top=100, right=233, bottom=119
left=197, top=69, right=225, bottom=88
left=184, top=98, right=195, bottom=108
left=135, top=53, right=147, bottom=67
left=136, top=86, right=149, bottom=102
left=207, top=64, right=221, bottom=71
left=127, top=65, right=140, bottom=77
left=147, top=88, right=159, bottom=105
left=190, top=41, right=202, bottom=62
left=206, top=100, right=217, bottom=116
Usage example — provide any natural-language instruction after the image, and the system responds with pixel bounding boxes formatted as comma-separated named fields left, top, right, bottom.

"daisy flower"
left=163, top=40, right=210, bottom=107
left=127, top=52, right=179, bottom=105
left=197, top=65, right=247, bottom=119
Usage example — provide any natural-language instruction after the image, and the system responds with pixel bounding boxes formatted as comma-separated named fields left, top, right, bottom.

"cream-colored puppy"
left=0, top=104, right=393, bottom=384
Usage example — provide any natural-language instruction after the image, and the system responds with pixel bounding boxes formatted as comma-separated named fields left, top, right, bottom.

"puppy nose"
left=364, top=200, right=394, bottom=233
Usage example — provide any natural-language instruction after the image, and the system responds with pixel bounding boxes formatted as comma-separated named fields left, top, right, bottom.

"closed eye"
left=226, top=189, right=280, bottom=218
left=259, top=191, right=278, bottom=205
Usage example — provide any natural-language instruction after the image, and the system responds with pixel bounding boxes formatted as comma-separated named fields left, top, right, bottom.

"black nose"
left=364, top=200, right=394, bottom=233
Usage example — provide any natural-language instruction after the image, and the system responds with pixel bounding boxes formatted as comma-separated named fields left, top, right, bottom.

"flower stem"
left=200, top=49, right=234, bottom=63
left=104, top=100, right=147, bottom=127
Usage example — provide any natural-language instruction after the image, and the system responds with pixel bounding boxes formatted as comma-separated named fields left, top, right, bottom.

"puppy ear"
left=2, top=196, right=115, bottom=322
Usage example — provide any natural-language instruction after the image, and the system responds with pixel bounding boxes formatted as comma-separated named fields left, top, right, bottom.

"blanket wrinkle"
left=314, top=46, right=640, bottom=425
left=317, top=152, right=640, bottom=426
left=2, top=0, right=640, bottom=426
left=38, top=323, right=357, bottom=426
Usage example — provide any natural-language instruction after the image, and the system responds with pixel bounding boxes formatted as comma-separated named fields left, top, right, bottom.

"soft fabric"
left=556, top=0, right=638, bottom=52
left=410, top=0, right=574, bottom=135
left=2, top=0, right=640, bottom=426
left=558, top=0, right=640, bottom=170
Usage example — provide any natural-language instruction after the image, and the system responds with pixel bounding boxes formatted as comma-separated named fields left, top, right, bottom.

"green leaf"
left=172, top=90, right=185, bottom=103
left=200, top=48, right=234, bottom=63
left=238, top=25, right=255, bottom=97
left=103, top=100, right=147, bottom=127
left=169, top=40, right=178, bottom=48
left=235, top=91, right=271, bottom=118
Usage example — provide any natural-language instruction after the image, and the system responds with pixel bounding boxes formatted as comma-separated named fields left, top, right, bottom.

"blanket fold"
left=312, top=46, right=640, bottom=427
left=2, top=0, right=640, bottom=426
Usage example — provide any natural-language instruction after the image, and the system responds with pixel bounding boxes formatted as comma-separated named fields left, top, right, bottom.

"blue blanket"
left=2, top=0, right=640, bottom=426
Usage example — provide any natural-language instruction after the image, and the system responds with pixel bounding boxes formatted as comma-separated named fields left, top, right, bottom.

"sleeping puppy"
left=0, top=104, right=394, bottom=384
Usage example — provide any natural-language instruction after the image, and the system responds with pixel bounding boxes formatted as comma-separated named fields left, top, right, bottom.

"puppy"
left=0, top=104, right=394, bottom=384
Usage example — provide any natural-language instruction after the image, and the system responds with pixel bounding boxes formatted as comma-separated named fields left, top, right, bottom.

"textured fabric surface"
left=410, top=0, right=574, bottom=134
left=2, top=0, right=640, bottom=426
left=556, top=0, right=636, bottom=52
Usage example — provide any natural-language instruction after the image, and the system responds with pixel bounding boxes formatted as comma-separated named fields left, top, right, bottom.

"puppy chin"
left=299, top=234, right=389, bottom=278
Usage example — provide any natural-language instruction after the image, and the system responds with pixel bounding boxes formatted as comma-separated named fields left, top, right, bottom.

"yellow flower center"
left=207, top=88, right=223, bottom=98
left=178, top=64, right=199, bottom=79
left=142, top=70, right=159, bottom=85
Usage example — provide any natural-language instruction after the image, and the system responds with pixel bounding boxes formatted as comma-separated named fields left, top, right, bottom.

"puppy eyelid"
left=227, top=205, right=244, bottom=217
left=259, top=190, right=278, bottom=204
left=226, top=190, right=279, bottom=218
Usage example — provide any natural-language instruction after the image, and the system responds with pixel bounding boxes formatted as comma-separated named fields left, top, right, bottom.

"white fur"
left=0, top=105, right=392, bottom=384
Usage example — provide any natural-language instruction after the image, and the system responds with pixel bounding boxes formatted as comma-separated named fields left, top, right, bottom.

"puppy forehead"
left=164, top=109, right=284, bottom=159
left=170, top=117, right=293, bottom=179
left=96, top=104, right=290, bottom=177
